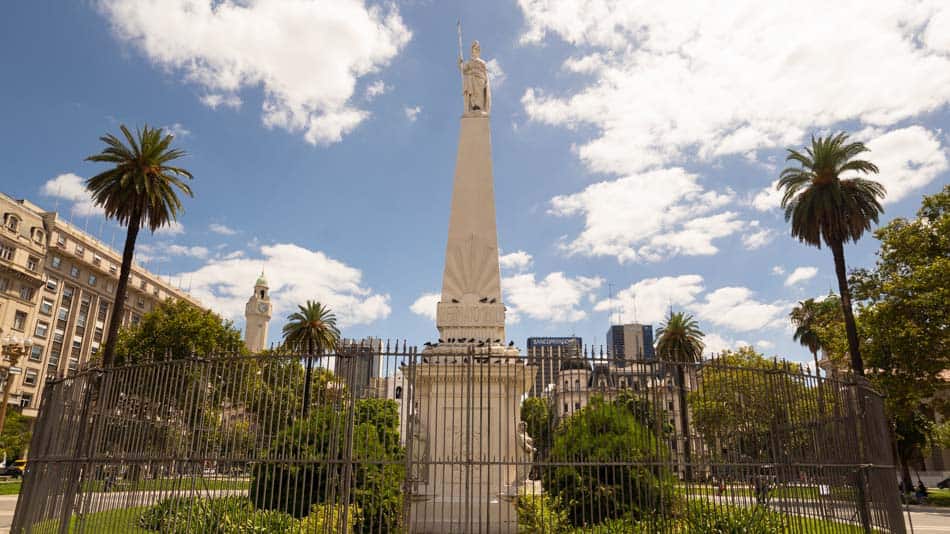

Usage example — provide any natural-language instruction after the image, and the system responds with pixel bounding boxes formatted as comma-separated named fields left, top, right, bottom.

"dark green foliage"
left=543, top=398, right=674, bottom=527
left=0, top=410, right=32, bottom=461
left=138, top=496, right=297, bottom=533
left=250, top=398, right=404, bottom=533
left=516, top=494, right=569, bottom=533
left=683, top=501, right=785, bottom=533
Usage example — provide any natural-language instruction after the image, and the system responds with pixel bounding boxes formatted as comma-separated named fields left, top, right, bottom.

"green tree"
left=0, top=410, right=32, bottom=461
left=85, top=125, right=194, bottom=369
left=282, top=301, right=341, bottom=417
left=114, top=299, right=245, bottom=364
left=777, top=132, right=885, bottom=376
left=542, top=397, right=673, bottom=527
left=521, top=396, right=555, bottom=478
left=850, top=184, right=950, bottom=488
left=655, top=310, right=704, bottom=481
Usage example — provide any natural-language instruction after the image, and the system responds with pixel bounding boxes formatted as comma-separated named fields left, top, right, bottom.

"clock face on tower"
left=258, top=303, right=268, bottom=314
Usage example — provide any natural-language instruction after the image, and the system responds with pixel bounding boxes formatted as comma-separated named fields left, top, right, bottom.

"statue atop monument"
left=459, top=40, right=491, bottom=114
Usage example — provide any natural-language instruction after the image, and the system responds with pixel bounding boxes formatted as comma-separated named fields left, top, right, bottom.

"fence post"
left=56, top=369, right=104, bottom=534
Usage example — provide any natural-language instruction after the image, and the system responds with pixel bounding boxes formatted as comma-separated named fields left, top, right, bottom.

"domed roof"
left=255, top=271, right=267, bottom=286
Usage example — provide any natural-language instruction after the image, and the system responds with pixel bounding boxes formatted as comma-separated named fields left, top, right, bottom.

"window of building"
left=92, top=253, right=101, bottom=266
left=74, top=244, right=84, bottom=257
left=563, top=403, right=568, bottom=414
left=93, top=326, right=103, bottom=343
left=5, top=214, right=19, bottom=232
left=0, top=243, right=14, bottom=261
left=105, top=281, right=114, bottom=293
left=131, top=314, right=141, bottom=325
left=23, top=369, right=38, bottom=387
left=56, top=234, right=66, bottom=248
left=12, top=311, right=27, bottom=331
left=50, top=255, right=61, bottom=268
left=26, top=256, right=39, bottom=272
left=108, top=264, right=117, bottom=275
left=46, top=277, right=58, bottom=292
left=97, top=302, right=108, bottom=322
left=19, top=286, right=35, bottom=301
left=19, top=394, right=32, bottom=408
left=32, top=228, right=44, bottom=243
left=28, top=345, right=43, bottom=362
left=140, top=280, right=147, bottom=291
left=574, top=402, right=581, bottom=410
left=56, top=308, right=68, bottom=323
left=88, top=274, right=97, bottom=286
left=668, top=401, right=674, bottom=411
left=69, top=265, right=79, bottom=278
left=71, top=340, right=82, bottom=357
left=0, top=277, right=9, bottom=291
left=39, top=298, right=53, bottom=315
left=136, top=297, right=145, bottom=308
left=618, top=377, right=627, bottom=388
left=574, top=379, right=581, bottom=389
left=34, top=321, right=48, bottom=339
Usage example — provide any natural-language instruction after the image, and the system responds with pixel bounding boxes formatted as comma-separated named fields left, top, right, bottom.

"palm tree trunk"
left=302, top=338, right=314, bottom=418
left=829, top=240, right=864, bottom=376
left=812, top=349, right=825, bottom=414
left=676, top=365, right=693, bottom=481
left=100, top=215, right=140, bottom=369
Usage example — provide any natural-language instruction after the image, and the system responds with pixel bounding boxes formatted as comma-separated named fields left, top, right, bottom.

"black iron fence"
left=12, top=343, right=905, bottom=533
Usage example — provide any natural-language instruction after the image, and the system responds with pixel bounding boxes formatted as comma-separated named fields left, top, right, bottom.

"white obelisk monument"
left=407, top=38, right=531, bottom=533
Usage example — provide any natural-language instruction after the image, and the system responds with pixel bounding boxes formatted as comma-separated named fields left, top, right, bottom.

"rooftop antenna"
left=457, top=19, right=464, bottom=86
left=607, top=282, right=614, bottom=326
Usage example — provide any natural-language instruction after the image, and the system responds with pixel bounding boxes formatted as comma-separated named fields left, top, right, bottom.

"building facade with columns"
left=0, top=192, right=199, bottom=417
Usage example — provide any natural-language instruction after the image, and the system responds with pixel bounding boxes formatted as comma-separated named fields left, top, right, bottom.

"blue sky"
left=2, top=1, right=948, bottom=365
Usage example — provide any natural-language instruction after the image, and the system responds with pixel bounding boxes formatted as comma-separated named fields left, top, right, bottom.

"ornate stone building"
left=0, top=192, right=198, bottom=417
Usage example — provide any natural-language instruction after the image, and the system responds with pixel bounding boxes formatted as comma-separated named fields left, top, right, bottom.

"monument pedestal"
left=407, top=353, right=531, bottom=534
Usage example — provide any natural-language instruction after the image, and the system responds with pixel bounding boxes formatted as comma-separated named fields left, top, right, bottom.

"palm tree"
left=86, top=125, right=193, bottom=369
left=777, top=132, right=885, bottom=376
left=282, top=301, right=340, bottom=416
left=790, top=299, right=826, bottom=411
left=656, top=310, right=704, bottom=481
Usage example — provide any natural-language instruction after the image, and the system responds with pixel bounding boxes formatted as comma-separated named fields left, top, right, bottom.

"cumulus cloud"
left=404, top=105, right=421, bottom=122
left=702, top=333, right=749, bottom=357
left=163, top=122, right=191, bottom=137
left=520, top=1, right=950, bottom=174
left=174, top=243, right=390, bottom=327
left=741, top=222, right=774, bottom=250
left=502, top=272, right=603, bottom=323
left=486, top=58, right=506, bottom=88
left=40, top=173, right=100, bottom=216
left=784, top=266, right=819, bottom=286
left=771, top=265, right=785, bottom=276
left=409, top=292, right=440, bottom=321
left=499, top=250, right=533, bottom=271
left=862, top=126, right=948, bottom=203
left=154, top=220, right=185, bottom=236
left=594, top=274, right=704, bottom=325
left=209, top=223, right=237, bottom=236
left=691, top=286, right=789, bottom=332
left=549, top=167, right=739, bottom=262
left=751, top=180, right=783, bottom=212
left=99, top=0, right=411, bottom=145
left=365, top=80, right=387, bottom=100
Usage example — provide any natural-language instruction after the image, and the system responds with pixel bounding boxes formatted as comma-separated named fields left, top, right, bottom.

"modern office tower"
left=606, top=323, right=655, bottom=366
left=526, top=336, right=582, bottom=397
left=0, top=192, right=199, bottom=417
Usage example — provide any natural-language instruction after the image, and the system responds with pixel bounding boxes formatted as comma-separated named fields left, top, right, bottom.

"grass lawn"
left=31, top=506, right=150, bottom=533
left=927, top=488, right=950, bottom=507
left=82, top=477, right=250, bottom=493
left=0, top=480, right=21, bottom=495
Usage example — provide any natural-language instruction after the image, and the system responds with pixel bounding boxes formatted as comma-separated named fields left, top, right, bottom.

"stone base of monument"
left=407, top=351, right=532, bottom=534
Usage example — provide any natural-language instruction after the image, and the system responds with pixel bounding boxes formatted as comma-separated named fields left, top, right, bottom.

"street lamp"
left=0, top=329, right=33, bottom=435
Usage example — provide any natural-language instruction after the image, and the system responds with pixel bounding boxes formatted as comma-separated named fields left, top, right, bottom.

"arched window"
left=395, top=386, right=402, bottom=399
left=260, top=290, right=265, bottom=299
left=4, top=214, right=20, bottom=232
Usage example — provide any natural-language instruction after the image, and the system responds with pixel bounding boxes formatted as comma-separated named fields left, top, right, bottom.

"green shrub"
left=683, top=501, right=785, bottom=533
left=299, top=503, right=362, bottom=533
left=138, top=496, right=298, bottom=533
left=250, top=399, right=404, bottom=533
left=542, top=398, right=676, bottom=526
left=517, top=494, right=569, bottom=533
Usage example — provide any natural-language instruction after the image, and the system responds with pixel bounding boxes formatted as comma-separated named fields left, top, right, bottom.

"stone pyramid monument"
left=407, top=39, right=531, bottom=534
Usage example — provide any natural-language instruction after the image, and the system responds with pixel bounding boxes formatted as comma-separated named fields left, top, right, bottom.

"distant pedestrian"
left=915, top=481, right=927, bottom=505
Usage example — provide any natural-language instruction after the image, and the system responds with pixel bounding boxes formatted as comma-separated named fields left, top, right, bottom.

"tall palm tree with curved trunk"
left=778, top=132, right=885, bottom=376
left=86, top=125, right=193, bottom=369
left=790, top=298, right=826, bottom=411
left=656, top=310, right=704, bottom=481
left=282, top=301, right=340, bottom=417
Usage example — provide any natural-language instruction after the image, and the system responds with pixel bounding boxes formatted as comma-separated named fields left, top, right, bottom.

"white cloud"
left=365, top=80, right=387, bottom=100
left=166, top=244, right=209, bottom=259
left=702, top=333, right=749, bottom=357
left=154, top=220, right=185, bottom=236
left=502, top=272, right=603, bottom=322
left=756, top=339, right=775, bottom=350
left=549, top=167, right=739, bottom=262
left=209, top=223, right=237, bottom=236
left=409, top=292, right=440, bottom=321
left=163, top=122, right=191, bottom=137
left=404, top=105, right=421, bottom=122
left=862, top=126, right=948, bottom=203
left=594, top=274, right=704, bottom=325
left=175, top=243, right=390, bottom=327
left=40, top=173, right=100, bottom=216
left=741, top=222, right=774, bottom=250
left=486, top=58, right=506, bottom=88
left=499, top=250, right=533, bottom=271
left=751, top=180, right=783, bottom=212
left=690, top=286, right=788, bottom=332
left=519, top=1, right=950, bottom=175
left=771, top=265, right=785, bottom=276
left=201, top=93, right=242, bottom=110
left=100, top=0, right=411, bottom=145
left=784, top=266, right=819, bottom=287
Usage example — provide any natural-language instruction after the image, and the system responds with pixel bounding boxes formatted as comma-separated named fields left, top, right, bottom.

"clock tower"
left=244, top=272, right=272, bottom=353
